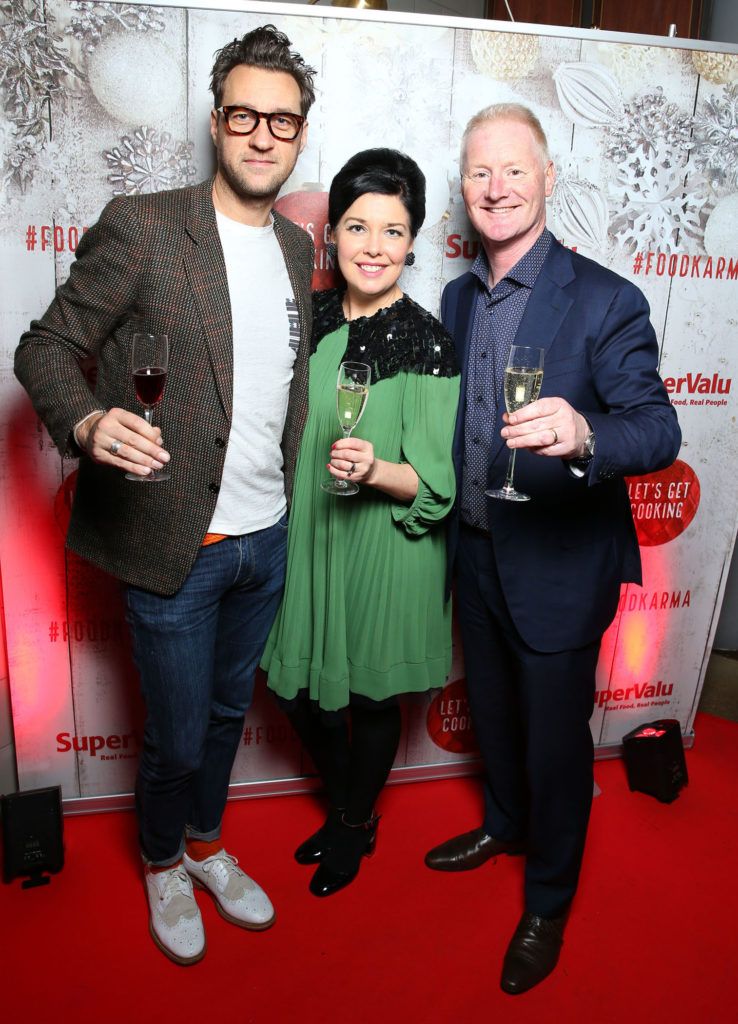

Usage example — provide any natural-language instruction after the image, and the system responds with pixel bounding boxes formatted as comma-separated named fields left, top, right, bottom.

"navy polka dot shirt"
left=460, top=228, right=553, bottom=531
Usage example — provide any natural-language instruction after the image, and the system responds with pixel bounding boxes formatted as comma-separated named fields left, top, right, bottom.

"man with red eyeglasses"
left=15, top=25, right=315, bottom=965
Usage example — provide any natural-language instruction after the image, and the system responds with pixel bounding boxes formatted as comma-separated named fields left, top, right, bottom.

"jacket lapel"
left=273, top=211, right=312, bottom=356
left=451, top=275, right=478, bottom=475
left=272, top=209, right=312, bottom=489
left=513, top=241, right=575, bottom=362
left=183, top=180, right=233, bottom=419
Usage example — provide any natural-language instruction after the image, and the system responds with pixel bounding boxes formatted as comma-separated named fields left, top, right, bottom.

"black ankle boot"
left=309, top=813, right=380, bottom=897
left=294, top=806, right=346, bottom=865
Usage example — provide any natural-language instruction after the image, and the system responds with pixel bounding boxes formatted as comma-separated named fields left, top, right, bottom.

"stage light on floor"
left=1, top=786, right=64, bottom=888
left=622, top=718, right=688, bottom=803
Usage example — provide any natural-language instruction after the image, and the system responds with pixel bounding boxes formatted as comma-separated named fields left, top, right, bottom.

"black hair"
left=328, top=148, right=426, bottom=237
left=210, top=24, right=316, bottom=116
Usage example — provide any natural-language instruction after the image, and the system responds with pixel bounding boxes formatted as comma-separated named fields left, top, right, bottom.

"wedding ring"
left=550, top=428, right=558, bottom=446
left=347, top=462, right=356, bottom=477
left=110, top=440, right=122, bottom=455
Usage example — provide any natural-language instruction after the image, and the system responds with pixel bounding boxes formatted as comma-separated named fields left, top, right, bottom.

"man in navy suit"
left=425, top=104, right=680, bottom=994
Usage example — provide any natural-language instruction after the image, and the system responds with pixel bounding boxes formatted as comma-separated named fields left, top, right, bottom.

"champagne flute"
left=321, top=360, right=371, bottom=497
left=486, top=345, right=544, bottom=503
left=126, top=332, right=170, bottom=482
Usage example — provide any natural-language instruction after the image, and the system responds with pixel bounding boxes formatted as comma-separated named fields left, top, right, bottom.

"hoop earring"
left=404, top=251, right=416, bottom=267
left=326, top=241, right=337, bottom=263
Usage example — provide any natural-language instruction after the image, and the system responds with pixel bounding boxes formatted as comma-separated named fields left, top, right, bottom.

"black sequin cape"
left=311, top=289, right=459, bottom=382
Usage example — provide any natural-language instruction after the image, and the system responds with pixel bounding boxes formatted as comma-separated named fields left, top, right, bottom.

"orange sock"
left=148, top=858, right=183, bottom=874
left=186, top=837, right=223, bottom=862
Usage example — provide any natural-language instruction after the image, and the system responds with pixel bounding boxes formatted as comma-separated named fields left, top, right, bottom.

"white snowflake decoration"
left=692, top=84, right=738, bottom=191
left=1, top=0, right=81, bottom=189
left=605, top=88, right=694, bottom=163
left=609, top=145, right=706, bottom=254
left=104, top=127, right=195, bottom=196
left=372, top=49, right=448, bottom=153
left=66, top=2, right=165, bottom=51
left=321, top=44, right=450, bottom=167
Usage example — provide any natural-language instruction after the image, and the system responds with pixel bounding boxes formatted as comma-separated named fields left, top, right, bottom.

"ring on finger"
left=110, top=439, right=123, bottom=455
left=550, top=428, right=558, bottom=446
left=346, top=462, right=356, bottom=477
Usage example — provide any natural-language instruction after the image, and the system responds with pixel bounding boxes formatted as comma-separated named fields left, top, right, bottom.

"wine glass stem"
left=144, top=406, right=153, bottom=425
left=502, top=448, right=517, bottom=493
left=335, top=427, right=352, bottom=491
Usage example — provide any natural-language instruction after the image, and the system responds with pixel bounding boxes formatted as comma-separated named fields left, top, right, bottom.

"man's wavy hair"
left=210, top=24, right=317, bottom=116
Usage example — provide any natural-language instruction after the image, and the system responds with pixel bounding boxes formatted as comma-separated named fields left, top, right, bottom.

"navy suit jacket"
left=443, top=237, right=681, bottom=653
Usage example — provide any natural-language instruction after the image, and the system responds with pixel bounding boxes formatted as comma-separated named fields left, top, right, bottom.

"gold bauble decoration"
left=691, top=50, right=738, bottom=86
left=469, top=31, right=539, bottom=80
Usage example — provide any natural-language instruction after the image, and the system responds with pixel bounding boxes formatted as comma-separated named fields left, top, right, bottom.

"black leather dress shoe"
left=294, top=807, right=345, bottom=865
left=294, top=828, right=331, bottom=865
left=424, top=826, right=525, bottom=871
left=309, top=814, right=379, bottom=898
left=500, top=911, right=566, bottom=995
left=309, top=860, right=359, bottom=898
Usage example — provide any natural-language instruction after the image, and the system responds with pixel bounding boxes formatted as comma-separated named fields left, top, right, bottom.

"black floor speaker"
left=622, top=719, right=688, bottom=803
left=1, top=785, right=64, bottom=887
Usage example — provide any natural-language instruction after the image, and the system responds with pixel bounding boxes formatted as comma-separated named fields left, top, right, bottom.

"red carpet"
left=2, top=711, right=737, bottom=1023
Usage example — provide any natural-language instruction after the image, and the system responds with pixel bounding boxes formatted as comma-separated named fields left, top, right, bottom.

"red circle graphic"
left=626, top=458, right=700, bottom=546
left=274, top=186, right=339, bottom=292
left=427, top=678, right=479, bottom=754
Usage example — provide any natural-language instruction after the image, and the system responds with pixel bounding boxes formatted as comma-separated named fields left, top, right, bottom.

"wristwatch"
left=568, top=418, right=595, bottom=472
left=582, top=425, right=596, bottom=461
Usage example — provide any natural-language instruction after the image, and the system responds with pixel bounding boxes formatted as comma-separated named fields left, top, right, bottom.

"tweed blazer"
left=15, top=179, right=314, bottom=595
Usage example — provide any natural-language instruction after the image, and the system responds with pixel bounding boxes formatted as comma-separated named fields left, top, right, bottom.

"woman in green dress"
left=262, top=149, right=460, bottom=896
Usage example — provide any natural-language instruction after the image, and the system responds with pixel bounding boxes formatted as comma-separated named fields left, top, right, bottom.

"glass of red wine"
left=125, top=332, right=170, bottom=482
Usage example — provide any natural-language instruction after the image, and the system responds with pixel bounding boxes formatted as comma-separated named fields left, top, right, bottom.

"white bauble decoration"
left=597, top=42, right=668, bottom=89
left=553, top=176, right=609, bottom=251
left=553, top=62, right=623, bottom=128
left=87, top=32, right=184, bottom=125
left=703, top=193, right=738, bottom=257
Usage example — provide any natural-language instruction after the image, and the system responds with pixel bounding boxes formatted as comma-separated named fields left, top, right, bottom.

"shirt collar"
left=470, top=228, right=553, bottom=294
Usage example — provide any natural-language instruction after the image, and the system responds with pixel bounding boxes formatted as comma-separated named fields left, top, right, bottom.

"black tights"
left=287, top=702, right=402, bottom=824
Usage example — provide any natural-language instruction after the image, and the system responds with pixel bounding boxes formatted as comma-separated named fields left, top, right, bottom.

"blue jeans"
left=125, top=515, right=288, bottom=865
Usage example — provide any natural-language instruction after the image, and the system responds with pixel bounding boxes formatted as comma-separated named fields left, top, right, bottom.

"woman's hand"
left=327, top=437, right=419, bottom=501
left=327, top=437, right=376, bottom=484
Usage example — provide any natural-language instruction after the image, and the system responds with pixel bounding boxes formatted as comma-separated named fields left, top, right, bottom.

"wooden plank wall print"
left=1, top=1, right=736, bottom=805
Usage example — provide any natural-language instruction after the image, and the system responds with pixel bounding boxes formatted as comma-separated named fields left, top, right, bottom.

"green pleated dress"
left=262, top=290, right=460, bottom=713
